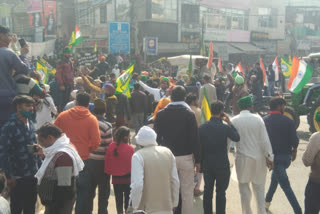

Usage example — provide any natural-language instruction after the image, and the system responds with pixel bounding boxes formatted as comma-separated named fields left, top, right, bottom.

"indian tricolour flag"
left=287, top=57, right=313, bottom=94
left=272, top=56, right=280, bottom=81
left=74, top=25, right=83, bottom=46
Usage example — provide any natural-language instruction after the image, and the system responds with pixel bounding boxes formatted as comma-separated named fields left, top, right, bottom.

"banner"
left=26, top=0, right=42, bottom=13
left=43, top=1, right=56, bottom=35
left=78, top=52, right=98, bottom=66
left=29, top=39, right=56, bottom=57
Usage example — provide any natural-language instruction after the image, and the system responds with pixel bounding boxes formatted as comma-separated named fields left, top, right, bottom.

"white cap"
left=135, top=126, right=158, bottom=147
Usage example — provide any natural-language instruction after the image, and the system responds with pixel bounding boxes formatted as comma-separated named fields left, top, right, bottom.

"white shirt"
left=138, top=81, right=166, bottom=101
left=0, top=196, right=10, bottom=214
left=34, top=96, right=57, bottom=130
left=231, top=110, right=273, bottom=161
left=112, top=68, right=120, bottom=79
left=130, top=148, right=180, bottom=213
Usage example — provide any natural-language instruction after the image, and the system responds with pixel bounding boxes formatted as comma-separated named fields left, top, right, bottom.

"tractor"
left=282, top=83, right=320, bottom=132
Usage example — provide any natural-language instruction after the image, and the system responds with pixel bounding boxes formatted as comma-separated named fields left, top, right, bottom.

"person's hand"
left=266, top=159, right=274, bottom=171
left=34, top=144, right=45, bottom=159
left=59, top=85, right=65, bottom=91
left=222, top=113, right=232, bottom=125
left=292, top=149, right=297, bottom=162
left=195, top=163, right=200, bottom=173
left=7, top=178, right=16, bottom=189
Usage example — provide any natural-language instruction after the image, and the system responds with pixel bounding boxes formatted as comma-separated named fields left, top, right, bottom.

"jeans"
left=305, top=179, right=320, bottom=214
left=203, top=167, right=230, bottom=214
left=132, top=113, right=145, bottom=133
left=268, top=81, right=275, bottom=96
left=75, top=160, right=90, bottom=214
left=113, top=184, right=130, bottom=214
left=265, top=155, right=302, bottom=214
left=10, top=176, right=37, bottom=214
left=87, top=159, right=111, bottom=214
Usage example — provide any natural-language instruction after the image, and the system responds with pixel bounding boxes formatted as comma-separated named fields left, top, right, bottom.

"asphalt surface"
left=38, top=116, right=313, bottom=214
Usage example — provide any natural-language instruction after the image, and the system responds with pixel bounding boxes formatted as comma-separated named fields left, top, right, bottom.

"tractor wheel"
left=283, top=106, right=300, bottom=129
left=308, top=100, right=320, bottom=133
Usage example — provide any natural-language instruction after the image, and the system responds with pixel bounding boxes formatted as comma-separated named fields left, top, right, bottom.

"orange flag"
left=207, top=41, right=213, bottom=69
left=218, top=57, right=222, bottom=72
left=260, top=58, right=266, bottom=85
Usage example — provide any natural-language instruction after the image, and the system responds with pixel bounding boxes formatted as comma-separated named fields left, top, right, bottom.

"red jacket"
left=55, top=57, right=74, bottom=86
left=104, top=142, right=134, bottom=176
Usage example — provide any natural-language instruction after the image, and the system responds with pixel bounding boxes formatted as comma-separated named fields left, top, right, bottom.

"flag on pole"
left=188, top=54, right=193, bottom=77
left=36, top=62, right=49, bottom=84
left=207, top=41, right=213, bottom=69
left=272, top=56, right=280, bottom=81
left=235, top=62, right=244, bottom=76
left=115, top=63, right=135, bottom=98
left=281, top=57, right=292, bottom=77
left=74, top=25, right=83, bottom=46
left=217, top=57, right=223, bottom=73
left=68, top=31, right=75, bottom=47
left=94, top=42, right=97, bottom=53
left=260, top=58, right=266, bottom=85
left=200, top=39, right=206, bottom=56
left=200, top=87, right=212, bottom=125
left=287, top=57, right=313, bottom=94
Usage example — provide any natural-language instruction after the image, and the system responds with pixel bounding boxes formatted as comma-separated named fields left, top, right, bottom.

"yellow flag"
left=94, top=42, right=97, bottom=53
left=200, top=88, right=211, bottom=124
left=36, top=62, right=49, bottom=83
left=115, top=63, right=135, bottom=98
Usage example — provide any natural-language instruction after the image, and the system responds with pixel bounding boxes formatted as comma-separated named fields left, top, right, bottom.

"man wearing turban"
left=231, top=96, right=274, bottom=214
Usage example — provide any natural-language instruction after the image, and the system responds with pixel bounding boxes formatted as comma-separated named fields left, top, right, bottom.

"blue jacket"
left=199, top=117, right=240, bottom=170
left=263, top=112, right=299, bottom=155
left=0, top=114, right=41, bottom=178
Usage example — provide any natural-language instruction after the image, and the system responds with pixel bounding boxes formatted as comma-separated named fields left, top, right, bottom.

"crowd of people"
left=1, top=24, right=320, bottom=214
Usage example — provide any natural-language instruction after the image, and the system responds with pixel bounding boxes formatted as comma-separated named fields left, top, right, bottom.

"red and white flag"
left=272, top=56, right=280, bottom=81
left=235, top=62, right=244, bottom=76
left=207, top=41, right=213, bottom=69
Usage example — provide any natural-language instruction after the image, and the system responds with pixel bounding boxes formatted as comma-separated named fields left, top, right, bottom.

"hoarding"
left=109, top=22, right=130, bottom=54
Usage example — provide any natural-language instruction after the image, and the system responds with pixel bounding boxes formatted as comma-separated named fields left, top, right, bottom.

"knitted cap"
left=237, top=96, right=253, bottom=109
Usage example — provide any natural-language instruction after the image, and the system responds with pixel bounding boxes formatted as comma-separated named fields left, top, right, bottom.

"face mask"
left=20, top=110, right=34, bottom=119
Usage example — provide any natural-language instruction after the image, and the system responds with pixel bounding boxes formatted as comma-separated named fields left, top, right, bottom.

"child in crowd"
left=104, top=126, right=134, bottom=214
left=0, top=170, right=10, bottom=214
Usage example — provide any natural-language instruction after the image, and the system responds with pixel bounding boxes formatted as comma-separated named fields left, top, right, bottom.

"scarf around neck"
left=35, top=134, right=84, bottom=184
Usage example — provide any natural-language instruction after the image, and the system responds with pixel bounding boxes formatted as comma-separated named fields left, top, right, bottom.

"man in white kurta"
left=231, top=96, right=274, bottom=214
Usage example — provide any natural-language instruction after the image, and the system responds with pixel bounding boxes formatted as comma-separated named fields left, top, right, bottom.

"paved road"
left=38, top=116, right=312, bottom=214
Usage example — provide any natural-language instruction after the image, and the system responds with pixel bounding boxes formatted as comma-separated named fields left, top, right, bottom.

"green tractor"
left=282, top=83, right=320, bottom=132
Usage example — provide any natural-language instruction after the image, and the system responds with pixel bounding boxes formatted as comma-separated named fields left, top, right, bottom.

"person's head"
left=186, top=94, right=198, bottom=107
left=153, top=98, right=171, bottom=120
left=110, top=73, right=116, bottom=82
left=99, top=75, right=106, bottom=82
left=94, top=79, right=103, bottom=87
left=100, top=56, right=106, bottom=62
left=211, top=101, right=224, bottom=117
left=133, top=83, right=140, bottom=91
left=0, top=169, right=6, bottom=194
left=235, top=75, right=245, bottom=85
left=36, top=123, right=63, bottom=148
left=160, top=77, right=170, bottom=90
left=140, top=75, right=148, bottom=82
left=93, top=99, right=106, bottom=115
left=104, top=83, right=115, bottom=96
left=76, top=92, right=90, bottom=107
left=203, top=74, right=212, bottom=84
left=63, top=46, right=72, bottom=58
left=237, top=96, right=253, bottom=111
left=269, top=97, right=286, bottom=114
left=11, top=34, right=17, bottom=43
left=0, top=25, right=11, bottom=46
left=135, top=126, right=158, bottom=147
left=255, top=62, right=260, bottom=69
left=114, top=64, right=118, bottom=68
left=171, top=86, right=186, bottom=102
left=113, top=126, right=131, bottom=156
left=13, top=95, right=35, bottom=119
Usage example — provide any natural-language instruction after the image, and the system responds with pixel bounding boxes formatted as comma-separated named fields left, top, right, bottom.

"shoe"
left=265, top=202, right=271, bottom=211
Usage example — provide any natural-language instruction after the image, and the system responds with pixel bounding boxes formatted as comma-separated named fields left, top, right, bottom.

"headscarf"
left=153, top=98, right=171, bottom=120
left=135, top=126, right=158, bottom=147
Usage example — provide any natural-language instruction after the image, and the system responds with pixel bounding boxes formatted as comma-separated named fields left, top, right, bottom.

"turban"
left=103, top=83, right=116, bottom=95
left=161, top=77, right=169, bottom=83
left=140, top=75, right=148, bottom=82
left=153, top=98, right=171, bottom=120
left=237, top=96, right=253, bottom=110
left=63, top=47, right=72, bottom=54
left=315, top=111, right=320, bottom=122
left=235, top=75, right=245, bottom=85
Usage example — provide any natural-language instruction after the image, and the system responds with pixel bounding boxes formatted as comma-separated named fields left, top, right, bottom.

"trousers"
left=113, top=184, right=130, bottom=214
left=305, top=179, right=320, bottom=214
left=239, top=182, right=266, bottom=214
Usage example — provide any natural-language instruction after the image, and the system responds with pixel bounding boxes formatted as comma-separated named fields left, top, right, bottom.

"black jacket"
left=199, top=117, right=240, bottom=170
left=154, top=104, right=200, bottom=163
